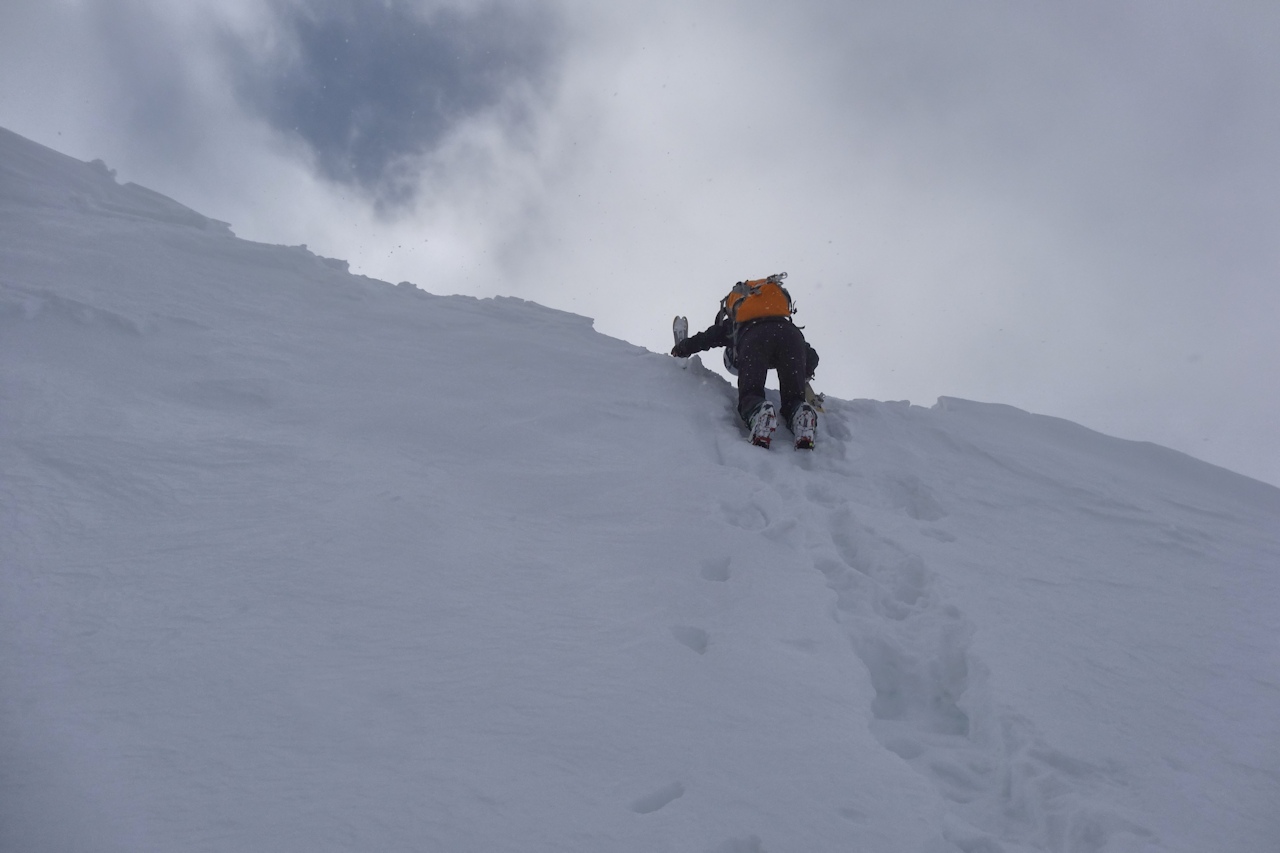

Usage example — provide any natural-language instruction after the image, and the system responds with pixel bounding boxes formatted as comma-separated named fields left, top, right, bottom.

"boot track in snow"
left=674, top=360, right=1159, bottom=852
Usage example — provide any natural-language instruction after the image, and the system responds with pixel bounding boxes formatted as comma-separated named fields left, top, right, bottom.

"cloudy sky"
left=3, top=0, right=1278, bottom=486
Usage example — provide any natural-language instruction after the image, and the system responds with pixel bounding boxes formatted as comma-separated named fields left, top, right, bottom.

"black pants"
left=735, top=320, right=808, bottom=427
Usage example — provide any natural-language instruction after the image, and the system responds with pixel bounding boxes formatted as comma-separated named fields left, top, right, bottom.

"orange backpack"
left=721, top=272, right=794, bottom=325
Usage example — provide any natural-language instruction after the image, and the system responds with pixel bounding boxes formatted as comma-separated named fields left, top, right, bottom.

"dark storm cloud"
left=225, top=0, right=563, bottom=205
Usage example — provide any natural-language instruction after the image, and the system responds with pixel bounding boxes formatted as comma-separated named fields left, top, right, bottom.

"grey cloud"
left=5, top=0, right=1275, bottom=484
left=224, top=0, right=564, bottom=206
left=89, top=6, right=209, bottom=160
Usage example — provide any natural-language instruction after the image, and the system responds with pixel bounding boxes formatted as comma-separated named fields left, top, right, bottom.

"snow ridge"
left=3, top=126, right=1278, bottom=853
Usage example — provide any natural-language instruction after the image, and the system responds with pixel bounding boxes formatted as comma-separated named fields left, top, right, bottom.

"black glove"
left=671, top=340, right=693, bottom=358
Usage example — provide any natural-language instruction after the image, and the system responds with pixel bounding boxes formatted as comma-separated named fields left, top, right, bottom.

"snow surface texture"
left=3, top=125, right=1279, bottom=853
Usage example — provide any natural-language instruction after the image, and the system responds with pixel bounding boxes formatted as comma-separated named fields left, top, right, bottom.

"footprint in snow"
left=719, top=499, right=768, bottom=531
left=629, top=781, right=685, bottom=814
left=670, top=626, right=709, bottom=654
left=700, top=556, right=731, bottom=582
left=711, top=835, right=766, bottom=853
left=876, top=473, right=947, bottom=522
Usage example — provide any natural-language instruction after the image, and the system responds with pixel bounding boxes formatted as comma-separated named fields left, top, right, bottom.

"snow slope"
left=2, top=126, right=1278, bottom=853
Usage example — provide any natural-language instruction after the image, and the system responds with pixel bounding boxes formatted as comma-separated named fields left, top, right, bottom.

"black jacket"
left=681, top=312, right=734, bottom=354
left=678, top=314, right=819, bottom=377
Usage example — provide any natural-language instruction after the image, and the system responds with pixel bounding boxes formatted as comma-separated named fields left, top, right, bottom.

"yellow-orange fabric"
left=724, top=279, right=792, bottom=323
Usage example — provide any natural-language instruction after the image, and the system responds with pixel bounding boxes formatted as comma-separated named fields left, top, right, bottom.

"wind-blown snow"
left=2, top=126, right=1278, bottom=853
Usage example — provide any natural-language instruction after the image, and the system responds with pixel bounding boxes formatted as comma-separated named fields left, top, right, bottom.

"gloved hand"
left=671, top=340, right=693, bottom=358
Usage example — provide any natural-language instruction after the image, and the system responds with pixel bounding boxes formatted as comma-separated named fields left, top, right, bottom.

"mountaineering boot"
left=790, top=402, right=818, bottom=450
left=748, top=402, right=777, bottom=449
